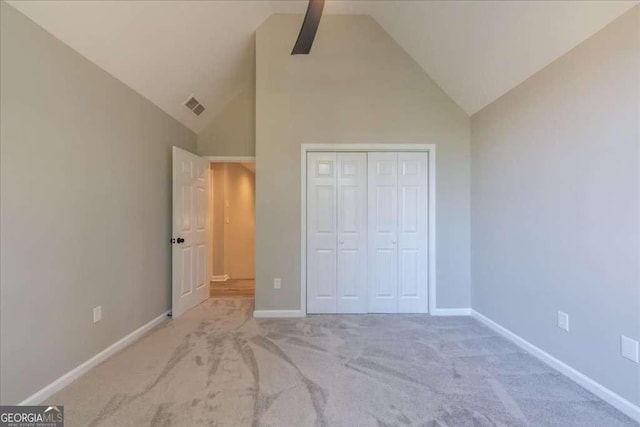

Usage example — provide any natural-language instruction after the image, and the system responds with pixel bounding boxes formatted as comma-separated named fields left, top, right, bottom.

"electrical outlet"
left=93, top=306, right=102, bottom=323
left=621, top=336, right=639, bottom=363
left=274, top=278, right=281, bottom=289
left=557, top=311, right=569, bottom=332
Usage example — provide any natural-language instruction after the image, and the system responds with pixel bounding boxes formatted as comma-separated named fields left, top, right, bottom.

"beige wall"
left=210, top=164, right=226, bottom=276
left=223, top=164, right=256, bottom=279
left=255, top=14, right=471, bottom=311
left=471, top=6, right=640, bottom=405
left=210, top=163, right=256, bottom=279
left=0, top=3, right=196, bottom=404
left=197, top=78, right=255, bottom=157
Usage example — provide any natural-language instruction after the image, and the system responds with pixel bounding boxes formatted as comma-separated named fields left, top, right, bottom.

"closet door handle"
left=391, top=240, right=397, bottom=245
left=339, top=239, right=344, bottom=245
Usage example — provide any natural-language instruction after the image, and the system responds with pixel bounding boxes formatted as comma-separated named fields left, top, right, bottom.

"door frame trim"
left=300, top=144, right=436, bottom=316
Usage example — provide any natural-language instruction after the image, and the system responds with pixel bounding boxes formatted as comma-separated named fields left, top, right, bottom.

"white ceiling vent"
left=183, top=95, right=205, bottom=116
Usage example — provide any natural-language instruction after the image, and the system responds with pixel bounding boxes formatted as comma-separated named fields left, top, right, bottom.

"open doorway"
left=209, top=161, right=255, bottom=299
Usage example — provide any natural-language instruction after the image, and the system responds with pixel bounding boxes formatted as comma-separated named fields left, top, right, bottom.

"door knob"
left=177, top=237, right=185, bottom=244
left=391, top=240, right=397, bottom=245
left=339, top=240, right=344, bottom=244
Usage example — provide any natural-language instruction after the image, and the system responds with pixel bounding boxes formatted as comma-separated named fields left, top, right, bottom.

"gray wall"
left=256, top=14, right=471, bottom=311
left=0, top=3, right=196, bottom=404
left=471, top=6, right=640, bottom=405
left=197, top=78, right=255, bottom=156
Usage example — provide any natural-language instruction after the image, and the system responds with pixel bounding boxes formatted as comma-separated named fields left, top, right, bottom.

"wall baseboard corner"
left=253, top=310, right=306, bottom=318
left=18, top=310, right=169, bottom=406
left=471, top=309, right=640, bottom=423
left=211, top=274, right=229, bottom=282
left=431, top=308, right=472, bottom=316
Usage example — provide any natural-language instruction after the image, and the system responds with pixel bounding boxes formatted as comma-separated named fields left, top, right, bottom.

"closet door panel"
left=397, top=152, right=429, bottom=313
left=309, top=150, right=429, bottom=315
left=367, top=152, right=399, bottom=313
left=336, top=153, right=367, bottom=313
left=307, top=153, right=338, bottom=313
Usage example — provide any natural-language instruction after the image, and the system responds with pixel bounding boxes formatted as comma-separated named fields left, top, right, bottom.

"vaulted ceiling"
left=8, top=1, right=637, bottom=132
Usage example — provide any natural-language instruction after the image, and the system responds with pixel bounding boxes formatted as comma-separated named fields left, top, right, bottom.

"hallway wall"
left=211, top=164, right=226, bottom=277
left=211, top=163, right=256, bottom=280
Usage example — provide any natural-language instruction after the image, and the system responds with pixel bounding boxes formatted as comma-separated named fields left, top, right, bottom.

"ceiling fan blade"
left=291, top=0, right=325, bottom=55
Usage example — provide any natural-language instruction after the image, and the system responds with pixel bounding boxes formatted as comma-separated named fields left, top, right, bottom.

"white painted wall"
left=9, top=1, right=637, bottom=130
left=0, top=3, right=196, bottom=404
left=256, top=14, right=471, bottom=312
left=471, top=6, right=640, bottom=406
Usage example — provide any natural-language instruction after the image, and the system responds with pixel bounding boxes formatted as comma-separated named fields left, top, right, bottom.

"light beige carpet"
left=46, top=298, right=635, bottom=426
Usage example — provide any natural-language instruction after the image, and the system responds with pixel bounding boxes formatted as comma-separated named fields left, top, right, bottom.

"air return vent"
left=183, top=95, right=205, bottom=116
left=192, top=104, right=205, bottom=116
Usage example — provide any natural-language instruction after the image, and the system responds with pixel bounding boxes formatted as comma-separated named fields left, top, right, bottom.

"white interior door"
left=172, top=146, right=210, bottom=318
left=367, top=152, right=399, bottom=313
left=307, top=152, right=338, bottom=313
left=336, top=153, right=367, bottom=313
left=397, top=152, right=428, bottom=313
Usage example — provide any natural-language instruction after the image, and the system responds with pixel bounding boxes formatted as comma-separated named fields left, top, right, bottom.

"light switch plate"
left=93, top=306, right=102, bottom=323
left=274, top=278, right=281, bottom=289
left=557, top=311, right=569, bottom=332
left=621, top=336, right=639, bottom=363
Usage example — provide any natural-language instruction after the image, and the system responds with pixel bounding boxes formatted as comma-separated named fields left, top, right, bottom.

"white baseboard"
left=19, top=310, right=169, bottom=405
left=471, top=310, right=640, bottom=423
left=252, top=308, right=472, bottom=317
left=431, top=308, right=472, bottom=316
left=253, top=310, right=306, bottom=318
left=211, top=274, right=229, bottom=282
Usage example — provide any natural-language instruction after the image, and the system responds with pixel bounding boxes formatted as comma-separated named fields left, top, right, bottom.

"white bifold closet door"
left=368, top=152, right=428, bottom=313
left=307, top=152, right=367, bottom=314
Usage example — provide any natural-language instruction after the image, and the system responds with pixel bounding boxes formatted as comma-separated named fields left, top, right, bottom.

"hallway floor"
left=47, top=298, right=634, bottom=426
left=210, top=279, right=255, bottom=298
